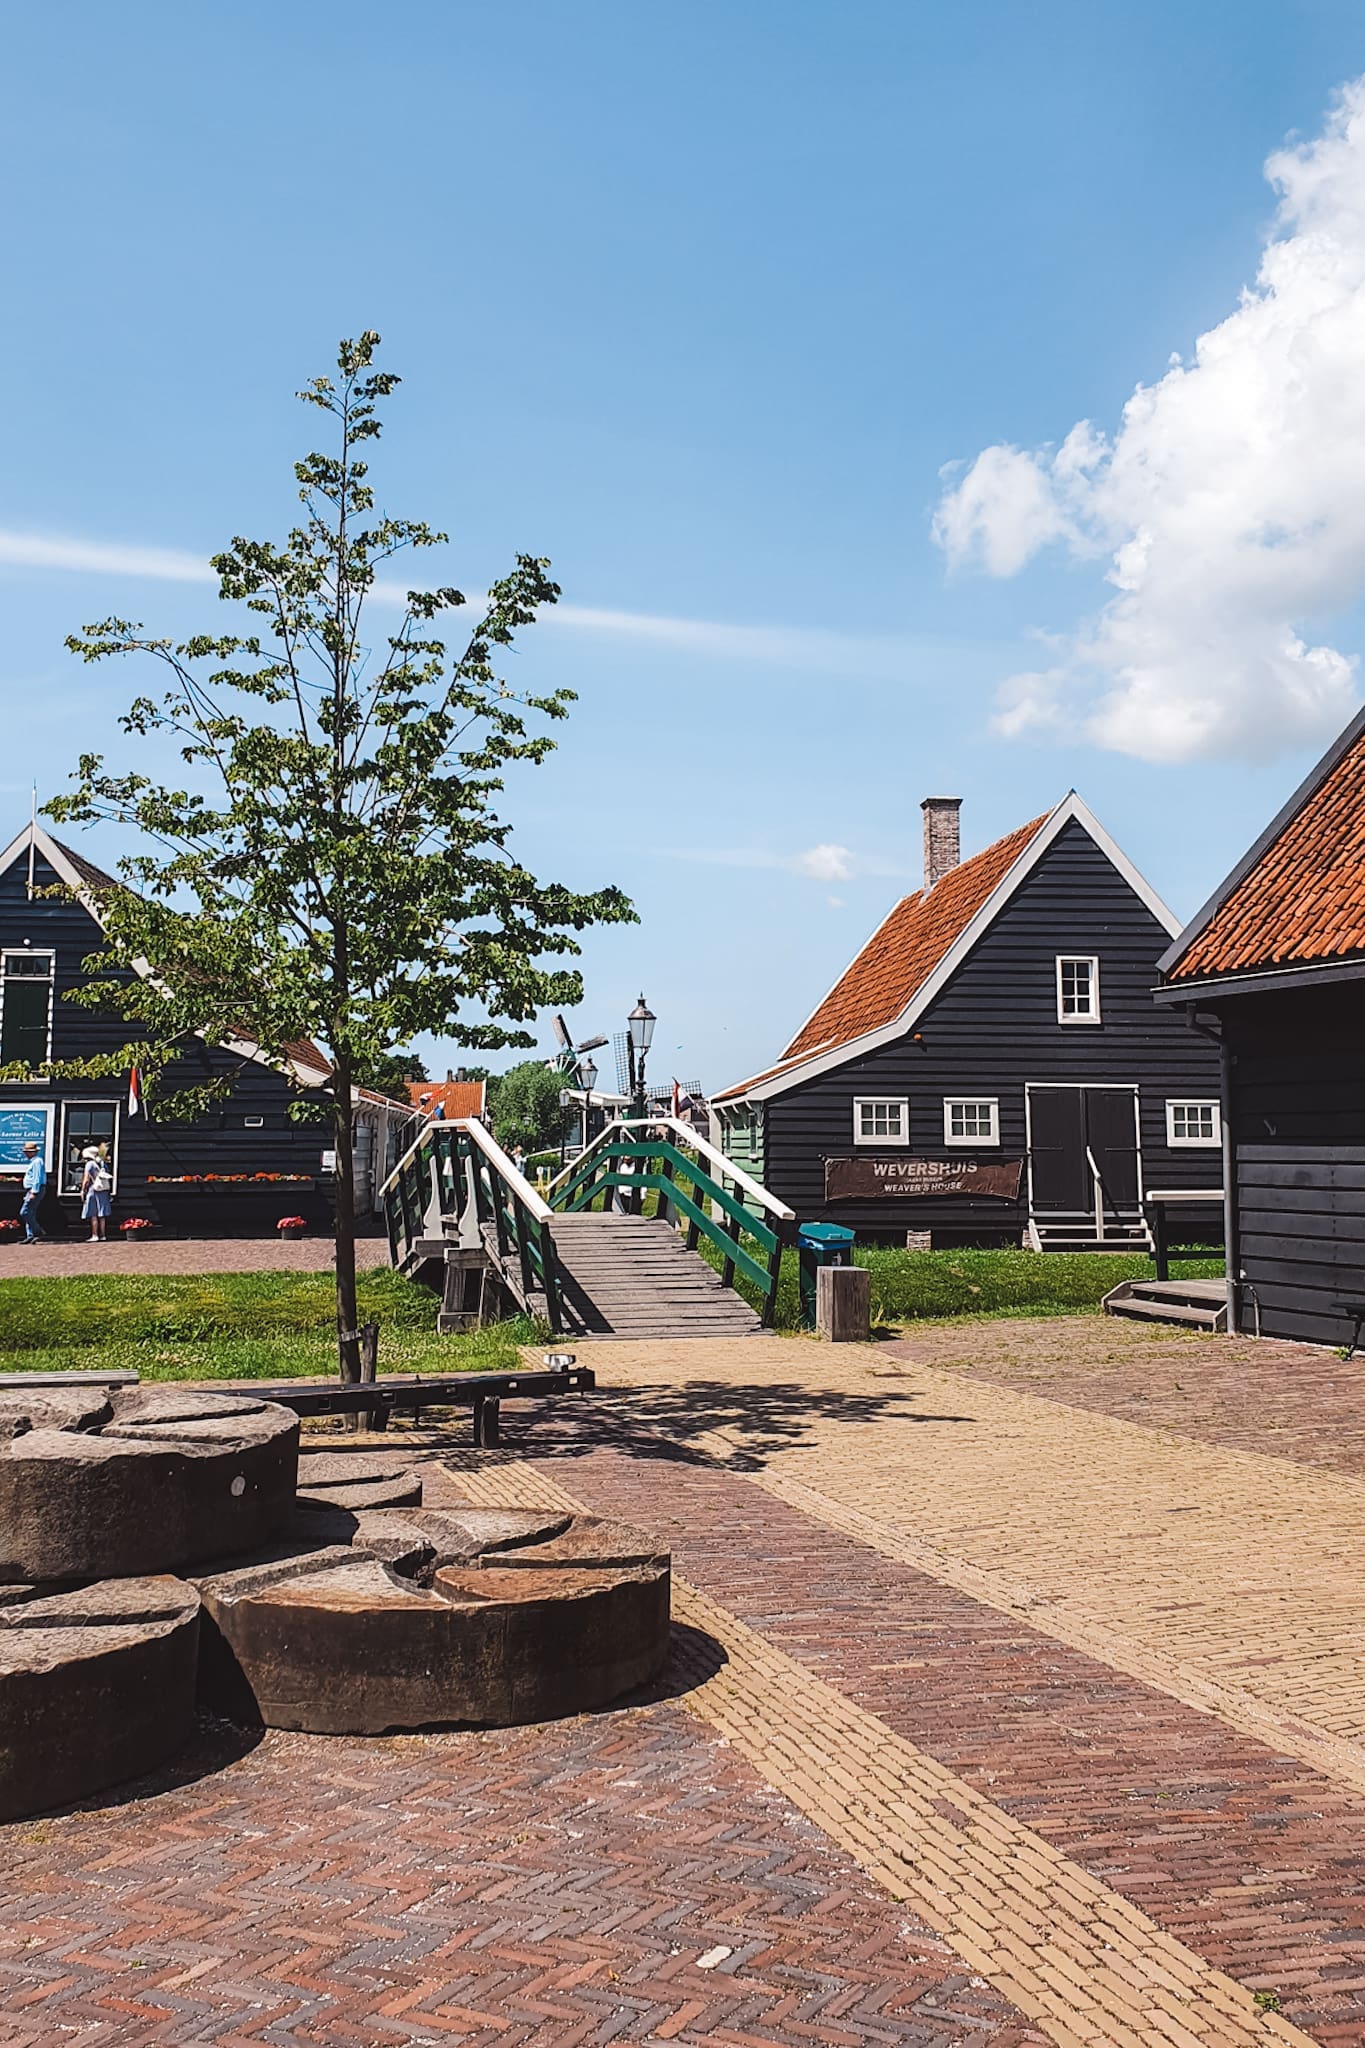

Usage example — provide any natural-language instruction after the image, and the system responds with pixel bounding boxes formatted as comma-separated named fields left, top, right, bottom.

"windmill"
left=549, top=1014, right=608, bottom=1079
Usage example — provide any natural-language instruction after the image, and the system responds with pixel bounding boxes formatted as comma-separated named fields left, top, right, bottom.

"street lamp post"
left=577, top=1053, right=598, bottom=1154
left=627, top=993, right=656, bottom=1119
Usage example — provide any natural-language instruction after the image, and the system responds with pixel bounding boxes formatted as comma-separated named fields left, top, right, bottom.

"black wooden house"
left=0, top=823, right=347, bottom=1235
left=1156, top=705, right=1365, bottom=1345
left=714, top=794, right=1223, bottom=1248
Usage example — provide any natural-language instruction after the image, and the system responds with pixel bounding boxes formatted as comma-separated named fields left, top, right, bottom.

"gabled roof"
left=409, top=1077, right=487, bottom=1121
left=1160, top=702, right=1365, bottom=991
left=782, top=814, right=1049, bottom=1062
left=714, top=792, right=1180, bottom=1105
left=0, top=821, right=332, bottom=1090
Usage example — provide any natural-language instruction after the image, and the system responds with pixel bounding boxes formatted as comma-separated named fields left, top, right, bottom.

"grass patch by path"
left=0, top=1246, right=1225, bottom=1380
left=0, top=1268, right=541, bottom=1380
left=707, top=1239, right=1223, bottom=1328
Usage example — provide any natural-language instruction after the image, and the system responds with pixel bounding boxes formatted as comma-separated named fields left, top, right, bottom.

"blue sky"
left=6, top=1, right=1365, bottom=1091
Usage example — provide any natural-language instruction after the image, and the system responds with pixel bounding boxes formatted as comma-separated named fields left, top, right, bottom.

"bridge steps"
left=547, top=1214, right=764, bottom=1340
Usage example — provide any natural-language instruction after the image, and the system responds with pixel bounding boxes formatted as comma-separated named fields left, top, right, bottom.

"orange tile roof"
left=1170, top=731, right=1365, bottom=981
left=408, top=1077, right=487, bottom=1121
left=782, top=814, right=1050, bottom=1059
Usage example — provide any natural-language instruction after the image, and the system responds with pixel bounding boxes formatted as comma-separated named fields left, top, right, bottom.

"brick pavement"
left=558, top=1335, right=1365, bottom=1757
left=11, top=1315, right=1365, bottom=2046
left=0, top=1236, right=389, bottom=1277
left=0, top=1702, right=1043, bottom=2048
left=882, top=1315, right=1365, bottom=1479
left=450, top=1456, right=1317, bottom=2046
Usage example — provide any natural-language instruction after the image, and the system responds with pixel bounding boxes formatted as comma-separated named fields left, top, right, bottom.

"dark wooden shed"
left=1156, top=705, right=1365, bottom=1344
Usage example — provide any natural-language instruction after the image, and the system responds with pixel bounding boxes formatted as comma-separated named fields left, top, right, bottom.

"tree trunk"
left=332, top=1063, right=362, bottom=1385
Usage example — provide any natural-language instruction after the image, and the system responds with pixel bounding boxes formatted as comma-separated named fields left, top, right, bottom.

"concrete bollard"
left=816, top=1263, right=871, bottom=1343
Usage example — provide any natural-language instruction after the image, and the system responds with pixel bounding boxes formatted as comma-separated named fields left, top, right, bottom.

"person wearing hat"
left=18, top=1141, right=45, bottom=1243
left=79, top=1145, right=113, bottom=1242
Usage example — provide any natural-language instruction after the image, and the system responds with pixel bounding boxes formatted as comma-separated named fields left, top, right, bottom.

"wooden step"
left=1107, top=1298, right=1223, bottom=1329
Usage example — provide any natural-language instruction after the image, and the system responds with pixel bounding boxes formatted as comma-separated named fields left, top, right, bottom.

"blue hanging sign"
left=0, top=1105, right=53, bottom=1173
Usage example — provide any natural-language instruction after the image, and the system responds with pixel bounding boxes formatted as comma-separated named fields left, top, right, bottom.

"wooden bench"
left=0, top=1364, right=594, bottom=1447
left=208, top=1362, right=595, bottom=1446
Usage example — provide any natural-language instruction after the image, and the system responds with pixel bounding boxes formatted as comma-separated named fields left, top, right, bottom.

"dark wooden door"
left=1085, top=1088, right=1139, bottom=1208
left=1029, top=1086, right=1139, bottom=1215
left=1028, top=1088, right=1089, bottom=1211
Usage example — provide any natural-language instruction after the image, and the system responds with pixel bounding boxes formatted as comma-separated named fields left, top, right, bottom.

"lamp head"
left=628, top=993, right=656, bottom=1055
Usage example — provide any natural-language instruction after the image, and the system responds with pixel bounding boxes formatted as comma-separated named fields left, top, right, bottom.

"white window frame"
left=1056, top=954, right=1101, bottom=1025
left=943, top=1097, right=1000, bottom=1147
left=1166, top=1099, right=1221, bottom=1148
left=0, top=948, right=56, bottom=1068
left=58, top=1100, right=121, bottom=1196
left=852, top=1096, right=910, bottom=1146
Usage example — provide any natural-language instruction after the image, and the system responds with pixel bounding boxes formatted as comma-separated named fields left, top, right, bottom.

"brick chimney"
left=921, top=797, right=962, bottom=891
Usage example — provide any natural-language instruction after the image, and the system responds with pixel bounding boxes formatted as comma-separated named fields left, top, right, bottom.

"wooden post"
left=816, top=1265, right=870, bottom=1343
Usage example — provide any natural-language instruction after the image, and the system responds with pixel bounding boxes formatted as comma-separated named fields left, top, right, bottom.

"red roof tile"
left=1170, top=732, right=1365, bottom=980
left=713, top=813, right=1050, bottom=1102
left=782, top=814, right=1049, bottom=1059
left=408, top=1077, right=487, bottom=1121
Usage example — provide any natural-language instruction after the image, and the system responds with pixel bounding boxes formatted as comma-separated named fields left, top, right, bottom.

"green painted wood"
left=552, top=1139, right=778, bottom=1254
left=560, top=1170, right=774, bottom=1296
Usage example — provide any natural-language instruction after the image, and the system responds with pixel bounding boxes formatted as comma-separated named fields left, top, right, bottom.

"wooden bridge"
left=382, top=1115, right=795, bottom=1341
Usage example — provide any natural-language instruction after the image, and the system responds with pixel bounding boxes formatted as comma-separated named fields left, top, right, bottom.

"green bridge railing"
left=384, top=1112, right=794, bottom=1335
left=547, top=1116, right=795, bottom=1326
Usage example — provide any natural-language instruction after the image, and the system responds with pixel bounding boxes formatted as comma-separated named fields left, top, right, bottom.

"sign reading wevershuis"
left=824, top=1156, right=1023, bottom=1202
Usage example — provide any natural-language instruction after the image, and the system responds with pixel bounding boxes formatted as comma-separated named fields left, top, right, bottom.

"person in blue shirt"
left=19, top=1142, right=46, bottom=1243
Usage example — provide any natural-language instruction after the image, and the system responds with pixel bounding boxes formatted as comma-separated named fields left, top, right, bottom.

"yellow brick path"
left=451, top=1448, right=1313, bottom=2048
left=561, top=1335, right=1365, bottom=1789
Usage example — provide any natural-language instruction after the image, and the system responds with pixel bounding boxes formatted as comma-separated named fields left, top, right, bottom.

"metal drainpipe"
left=1219, top=1034, right=1240, bottom=1337
left=1184, top=1004, right=1239, bottom=1337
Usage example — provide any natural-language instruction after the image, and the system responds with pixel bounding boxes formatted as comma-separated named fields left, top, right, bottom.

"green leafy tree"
left=488, top=1061, right=568, bottom=1154
left=49, top=334, right=635, bottom=1381
left=358, top=1047, right=428, bottom=1100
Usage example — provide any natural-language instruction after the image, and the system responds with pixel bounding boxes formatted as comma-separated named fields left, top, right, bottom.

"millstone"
left=191, top=1507, right=670, bottom=1733
left=0, top=1576, right=200, bottom=1821
left=0, top=1387, right=298, bottom=1583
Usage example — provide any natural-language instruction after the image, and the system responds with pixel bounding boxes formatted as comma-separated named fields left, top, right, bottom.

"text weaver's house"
left=713, top=795, right=1222, bottom=1249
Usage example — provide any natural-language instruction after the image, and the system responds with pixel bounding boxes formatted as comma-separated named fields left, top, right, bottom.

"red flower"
left=276, top=1215, right=308, bottom=1230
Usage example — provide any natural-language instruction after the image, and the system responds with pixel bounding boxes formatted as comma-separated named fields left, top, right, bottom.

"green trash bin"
left=797, top=1221, right=856, bottom=1329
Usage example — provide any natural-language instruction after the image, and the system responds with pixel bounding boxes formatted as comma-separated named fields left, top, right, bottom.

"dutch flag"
left=127, top=1068, right=144, bottom=1119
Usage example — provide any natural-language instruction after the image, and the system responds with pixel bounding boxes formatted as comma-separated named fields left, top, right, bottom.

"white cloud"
left=933, top=78, right=1365, bottom=763
left=666, top=842, right=906, bottom=884
left=0, top=530, right=216, bottom=583
left=791, top=843, right=855, bottom=882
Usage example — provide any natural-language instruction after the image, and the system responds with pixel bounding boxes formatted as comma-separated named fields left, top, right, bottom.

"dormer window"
left=1056, top=955, right=1100, bottom=1024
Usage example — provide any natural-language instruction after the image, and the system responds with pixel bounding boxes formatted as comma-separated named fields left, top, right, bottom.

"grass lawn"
left=0, top=1268, right=539, bottom=1381
left=715, top=1242, right=1224, bottom=1330
left=0, top=1246, right=1224, bottom=1381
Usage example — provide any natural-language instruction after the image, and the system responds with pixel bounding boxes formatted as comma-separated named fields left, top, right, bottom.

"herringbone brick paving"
left=9, top=1312, right=1365, bottom=2047
left=0, top=1704, right=1043, bottom=2047
left=446, top=1455, right=1316, bottom=2047
left=882, top=1315, right=1365, bottom=1479
left=561, top=1335, right=1365, bottom=1751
